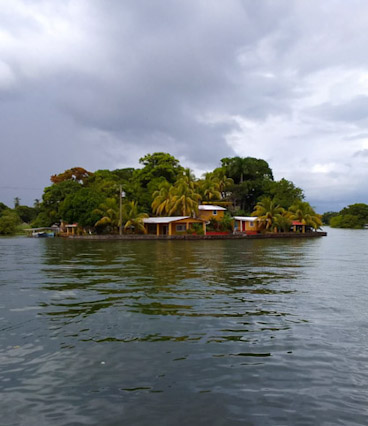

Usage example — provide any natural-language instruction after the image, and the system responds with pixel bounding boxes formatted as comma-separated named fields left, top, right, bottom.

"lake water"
left=1, top=228, right=368, bottom=425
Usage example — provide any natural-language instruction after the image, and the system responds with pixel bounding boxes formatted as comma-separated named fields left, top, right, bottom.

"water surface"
left=1, top=229, right=368, bottom=425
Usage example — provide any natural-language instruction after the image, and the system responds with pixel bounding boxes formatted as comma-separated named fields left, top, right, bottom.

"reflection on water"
left=2, top=231, right=368, bottom=425
left=38, top=239, right=305, bottom=346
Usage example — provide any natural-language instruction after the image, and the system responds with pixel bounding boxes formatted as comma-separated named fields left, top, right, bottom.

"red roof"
left=292, top=221, right=303, bottom=225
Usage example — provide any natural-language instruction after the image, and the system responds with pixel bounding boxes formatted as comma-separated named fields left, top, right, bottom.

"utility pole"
left=119, top=184, right=123, bottom=236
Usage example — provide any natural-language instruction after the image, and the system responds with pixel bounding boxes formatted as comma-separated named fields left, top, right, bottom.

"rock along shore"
left=65, top=231, right=327, bottom=241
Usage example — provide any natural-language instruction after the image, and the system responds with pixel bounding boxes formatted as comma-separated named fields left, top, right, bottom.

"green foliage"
left=123, top=201, right=148, bottom=234
left=24, top=151, right=309, bottom=235
left=252, top=197, right=285, bottom=232
left=0, top=212, right=20, bottom=235
left=221, top=156, right=273, bottom=212
left=192, top=223, right=204, bottom=235
left=133, top=152, right=183, bottom=187
left=219, top=213, right=234, bottom=232
left=330, top=214, right=362, bottom=229
left=329, top=203, right=368, bottom=228
left=15, top=205, right=37, bottom=223
left=263, top=178, right=304, bottom=210
left=322, top=211, right=338, bottom=225
left=288, top=201, right=322, bottom=230
left=60, top=188, right=104, bottom=227
left=42, top=180, right=82, bottom=223
left=94, top=198, right=120, bottom=232
left=0, top=202, right=10, bottom=215
left=31, top=212, right=53, bottom=228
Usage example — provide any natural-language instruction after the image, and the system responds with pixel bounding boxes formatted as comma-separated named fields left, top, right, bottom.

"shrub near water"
left=330, top=203, right=368, bottom=229
left=0, top=212, right=19, bottom=235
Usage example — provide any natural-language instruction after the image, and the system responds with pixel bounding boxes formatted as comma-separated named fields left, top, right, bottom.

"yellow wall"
left=235, top=219, right=259, bottom=232
left=146, top=219, right=206, bottom=236
left=198, top=210, right=225, bottom=222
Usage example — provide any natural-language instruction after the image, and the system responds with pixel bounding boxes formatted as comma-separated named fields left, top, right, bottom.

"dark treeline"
left=1, top=152, right=312, bottom=234
left=323, top=204, right=368, bottom=229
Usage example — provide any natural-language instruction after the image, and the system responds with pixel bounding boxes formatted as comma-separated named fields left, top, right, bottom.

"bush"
left=0, top=213, right=19, bottom=235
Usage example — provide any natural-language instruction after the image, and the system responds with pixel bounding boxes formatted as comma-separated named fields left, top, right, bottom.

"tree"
left=40, top=180, right=82, bottom=224
left=123, top=201, right=148, bottom=233
left=15, top=205, right=37, bottom=223
left=168, top=178, right=201, bottom=216
left=133, top=152, right=183, bottom=187
left=330, top=214, right=361, bottom=229
left=14, top=197, right=20, bottom=208
left=152, top=180, right=174, bottom=215
left=0, top=202, right=9, bottom=215
left=288, top=201, right=322, bottom=232
left=51, top=167, right=93, bottom=185
left=59, top=188, right=104, bottom=227
left=94, top=198, right=120, bottom=232
left=322, top=211, right=338, bottom=225
left=222, top=157, right=273, bottom=184
left=0, top=212, right=20, bottom=235
left=198, top=173, right=221, bottom=202
left=252, top=197, right=285, bottom=232
left=329, top=203, right=368, bottom=229
left=221, top=156, right=274, bottom=212
left=213, top=168, right=233, bottom=199
left=263, top=178, right=304, bottom=210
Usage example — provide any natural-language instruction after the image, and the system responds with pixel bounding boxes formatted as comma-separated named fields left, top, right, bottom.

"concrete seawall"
left=66, top=232, right=327, bottom=241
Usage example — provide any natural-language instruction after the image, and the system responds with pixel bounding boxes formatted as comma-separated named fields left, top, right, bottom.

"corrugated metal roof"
left=234, top=216, right=258, bottom=221
left=143, top=216, right=190, bottom=224
left=198, top=205, right=226, bottom=211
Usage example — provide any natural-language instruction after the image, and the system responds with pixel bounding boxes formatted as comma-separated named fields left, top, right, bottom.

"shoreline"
left=65, top=231, right=327, bottom=240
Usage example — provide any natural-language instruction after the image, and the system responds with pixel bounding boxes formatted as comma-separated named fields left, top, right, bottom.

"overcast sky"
left=1, top=0, right=368, bottom=212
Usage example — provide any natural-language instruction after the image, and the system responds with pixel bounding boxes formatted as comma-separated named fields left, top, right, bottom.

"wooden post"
left=202, top=221, right=206, bottom=235
left=156, top=223, right=160, bottom=236
left=119, top=185, right=122, bottom=236
left=169, top=223, right=172, bottom=236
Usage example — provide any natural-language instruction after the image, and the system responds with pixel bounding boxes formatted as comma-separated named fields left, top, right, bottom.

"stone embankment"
left=66, top=232, right=327, bottom=240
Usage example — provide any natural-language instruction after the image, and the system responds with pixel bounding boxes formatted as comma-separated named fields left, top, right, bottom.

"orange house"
left=197, top=205, right=227, bottom=221
left=143, top=216, right=206, bottom=236
left=234, top=216, right=259, bottom=234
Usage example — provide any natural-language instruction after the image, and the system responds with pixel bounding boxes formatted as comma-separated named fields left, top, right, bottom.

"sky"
left=1, top=0, right=368, bottom=213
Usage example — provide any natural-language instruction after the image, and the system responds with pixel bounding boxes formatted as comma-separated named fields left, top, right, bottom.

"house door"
left=163, top=225, right=168, bottom=235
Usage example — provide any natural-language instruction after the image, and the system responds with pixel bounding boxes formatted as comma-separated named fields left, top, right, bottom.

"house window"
left=213, top=210, right=217, bottom=215
left=176, top=224, right=186, bottom=232
left=249, top=222, right=254, bottom=227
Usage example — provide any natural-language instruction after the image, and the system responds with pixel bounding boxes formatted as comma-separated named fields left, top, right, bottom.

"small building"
left=291, top=220, right=313, bottom=233
left=60, top=221, right=78, bottom=235
left=197, top=205, right=227, bottom=221
left=143, top=216, right=206, bottom=236
left=234, top=216, right=259, bottom=234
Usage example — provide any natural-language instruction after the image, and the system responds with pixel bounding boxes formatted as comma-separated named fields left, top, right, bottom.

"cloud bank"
left=1, top=0, right=368, bottom=212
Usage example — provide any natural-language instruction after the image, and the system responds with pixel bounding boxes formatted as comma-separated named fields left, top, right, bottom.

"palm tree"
left=213, top=168, right=234, bottom=199
left=123, top=201, right=148, bottom=234
left=288, top=201, right=322, bottom=232
left=252, top=197, right=285, bottom=232
left=94, top=198, right=119, bottom=231
left=198, top=173, right=221, bottom=202
left=169, top=178, right=201, bottom=216
left=151, top=181, right=174, bottom=215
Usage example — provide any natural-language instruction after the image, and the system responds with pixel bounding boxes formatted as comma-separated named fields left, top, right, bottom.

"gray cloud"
left=2, top=0, right=368, bottom=211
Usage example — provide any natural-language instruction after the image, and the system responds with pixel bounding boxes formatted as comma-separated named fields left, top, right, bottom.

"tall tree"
left=123, top=201, right=148, bottom=233
left=169, top=178, right=201, bottom=216
left=51, top=167, right=93, bottom=185
left=252, top=197, right=285, bottom=232
left=94, top=198, right=120, bottom=232
left=152, top=180, right=174, bottom=216
left=288, top=201, right=322, bottom=232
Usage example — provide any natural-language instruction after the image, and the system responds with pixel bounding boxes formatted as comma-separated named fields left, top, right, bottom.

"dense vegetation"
left=326, top=203, right=368, bottom=229
left=0, top=152, right=322, bottom=235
